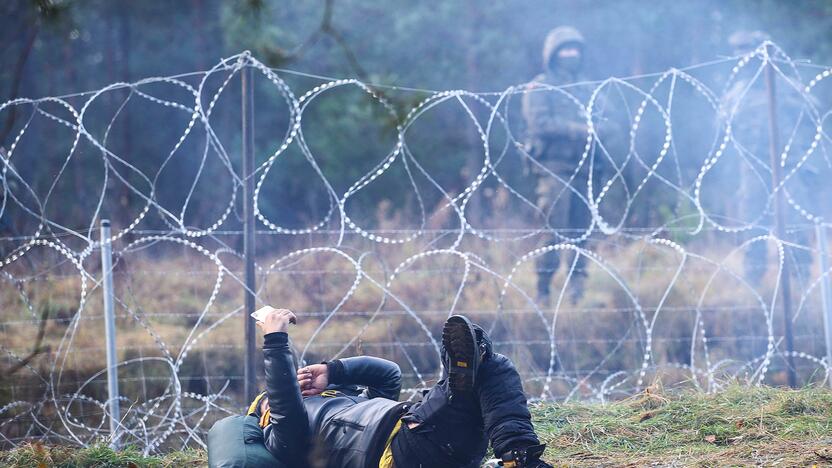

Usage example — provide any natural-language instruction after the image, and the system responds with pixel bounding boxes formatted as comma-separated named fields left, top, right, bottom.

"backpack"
left=208, top=415, right=285, bottom=468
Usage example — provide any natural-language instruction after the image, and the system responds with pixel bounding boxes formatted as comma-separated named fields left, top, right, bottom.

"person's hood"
left=543, top=26, right=585, bottom=71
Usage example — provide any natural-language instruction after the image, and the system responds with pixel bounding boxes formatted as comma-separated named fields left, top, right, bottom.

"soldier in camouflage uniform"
left=522, top=26, right=593, bottom=306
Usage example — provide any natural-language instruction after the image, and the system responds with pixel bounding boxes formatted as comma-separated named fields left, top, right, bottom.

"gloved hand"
left=499, top=444, right=553, bottom=468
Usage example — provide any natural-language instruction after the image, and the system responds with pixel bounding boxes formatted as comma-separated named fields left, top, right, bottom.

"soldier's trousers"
left=534, top=170, right=591, bottom=298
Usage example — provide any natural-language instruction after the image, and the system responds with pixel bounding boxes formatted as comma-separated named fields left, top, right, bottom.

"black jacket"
left=260, top=332, right=408, bottom=468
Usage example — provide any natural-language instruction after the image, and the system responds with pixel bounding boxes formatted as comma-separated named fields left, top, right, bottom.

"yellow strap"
left=247, top=392, right=266, bottom=416
left=378, top=419, right=403, bottom=468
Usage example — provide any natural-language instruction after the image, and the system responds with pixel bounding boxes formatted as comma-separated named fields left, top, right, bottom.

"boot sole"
left=442, top=315, right=479, bottom=395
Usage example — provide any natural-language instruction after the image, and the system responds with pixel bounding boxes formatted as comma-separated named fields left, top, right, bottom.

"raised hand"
left=256, top=307, right=298, bottom=335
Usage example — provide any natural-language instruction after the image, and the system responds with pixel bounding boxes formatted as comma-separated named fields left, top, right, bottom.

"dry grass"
left=1, top=236, right=828, bottom=407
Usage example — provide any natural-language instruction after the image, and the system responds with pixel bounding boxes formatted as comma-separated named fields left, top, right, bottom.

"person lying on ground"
left=247, top=307, right=553, bottom=468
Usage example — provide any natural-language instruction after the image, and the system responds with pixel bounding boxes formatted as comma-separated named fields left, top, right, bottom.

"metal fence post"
left=100, top=219, right=121, bottom=448
left=764, top=44, right=797, bottom=387
left=816, top=223, right=832, bottom=387
left=242, top=63, right=258, bottom=404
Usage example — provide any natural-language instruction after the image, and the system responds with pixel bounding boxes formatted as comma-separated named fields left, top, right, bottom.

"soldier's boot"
left=536, top=273, right=552, bottom=308
left=568, top=271, right=586, bottom=305
left=535, top=249, right=559, bottom=308
left=566, top=246, right=590, bottom=304
left=537, top=289, right=551, bottom=309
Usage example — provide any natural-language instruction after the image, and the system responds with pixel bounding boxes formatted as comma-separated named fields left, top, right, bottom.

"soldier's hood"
left=543, top=26, right=585, bottom=70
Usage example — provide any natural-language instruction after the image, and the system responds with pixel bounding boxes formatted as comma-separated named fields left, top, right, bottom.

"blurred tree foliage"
left=1, top=0, right=831, bottom=235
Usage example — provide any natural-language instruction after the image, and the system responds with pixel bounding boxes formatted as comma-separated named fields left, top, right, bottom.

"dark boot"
left=442, top=315, right=482, bottom=397
left=537, top=290, right=551, bottom=308
left=568, top=270, right=586, bottom=305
